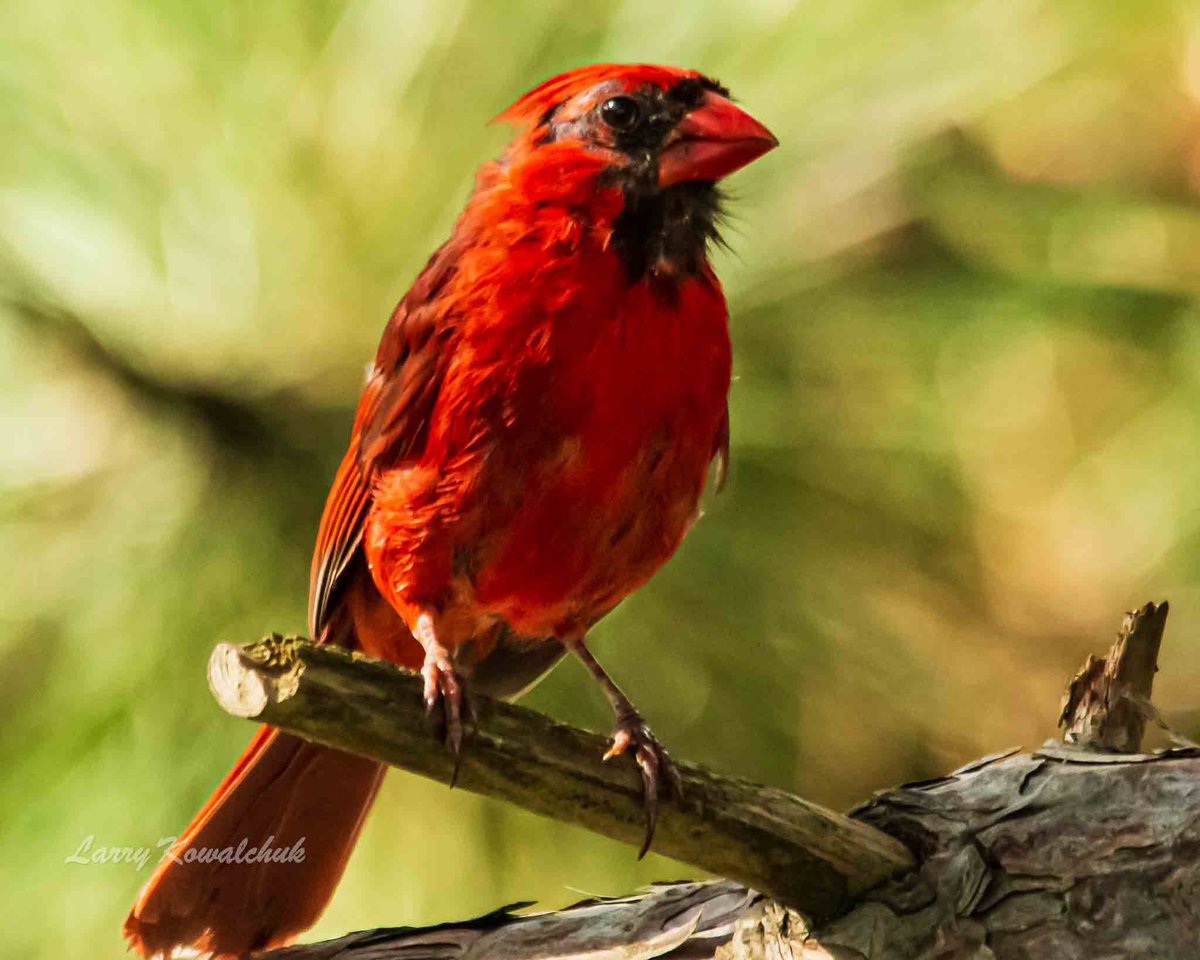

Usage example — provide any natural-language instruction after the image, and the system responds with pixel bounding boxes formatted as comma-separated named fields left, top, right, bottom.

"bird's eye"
left=599, top=97, right=640, bottom=132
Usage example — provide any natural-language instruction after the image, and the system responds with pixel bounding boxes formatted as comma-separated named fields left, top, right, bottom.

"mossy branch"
left=207, top=636, right=915, bottom=922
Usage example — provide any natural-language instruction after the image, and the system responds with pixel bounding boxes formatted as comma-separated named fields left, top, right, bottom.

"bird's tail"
left=123, top=726, right=384, bottom=958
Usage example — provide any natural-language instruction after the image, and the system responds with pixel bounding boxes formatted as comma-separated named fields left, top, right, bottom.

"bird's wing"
left=307, top=439, right=373, bottom=639
left=308, top=244, right=460, bottom=638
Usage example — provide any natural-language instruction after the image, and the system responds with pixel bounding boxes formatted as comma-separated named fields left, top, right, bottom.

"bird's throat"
left=609, top=181, right=723, bottom=283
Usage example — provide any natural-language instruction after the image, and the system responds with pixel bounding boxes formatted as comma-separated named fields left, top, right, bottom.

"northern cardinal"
left=125, top=63, right=775, bottom=958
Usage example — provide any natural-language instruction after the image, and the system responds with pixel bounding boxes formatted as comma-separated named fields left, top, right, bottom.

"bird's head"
left=492, top=64, right=777, bottom=279
left=497, top=63, right=777, bottom=191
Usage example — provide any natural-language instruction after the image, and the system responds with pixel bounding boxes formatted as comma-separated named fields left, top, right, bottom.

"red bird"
left=125, top=63, right=775, bottom=958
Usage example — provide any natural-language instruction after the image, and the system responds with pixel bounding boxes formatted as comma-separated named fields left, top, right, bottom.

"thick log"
left=793, top=746, right=1200, bottom=958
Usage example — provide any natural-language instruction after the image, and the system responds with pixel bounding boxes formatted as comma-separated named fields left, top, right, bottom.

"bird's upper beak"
left=658, top=93, right=778, bottom=187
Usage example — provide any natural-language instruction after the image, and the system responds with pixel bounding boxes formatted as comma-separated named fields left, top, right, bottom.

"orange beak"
left=658, top=93, right=778, bottom=187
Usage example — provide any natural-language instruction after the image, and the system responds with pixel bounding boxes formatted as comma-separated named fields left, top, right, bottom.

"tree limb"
left=240, top=603, right=1200, bottom=960
left=207, top=636, right=915, bottom=921
left=220, top=601, right=1199, bottom=959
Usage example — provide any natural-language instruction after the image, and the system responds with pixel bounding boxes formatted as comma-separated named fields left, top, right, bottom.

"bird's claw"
left=603, top=712, right=682, bottom=858
left=421, top=649, right=471, bottom=784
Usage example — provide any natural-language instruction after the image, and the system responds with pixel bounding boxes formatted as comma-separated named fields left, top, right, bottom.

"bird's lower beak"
left=658, top=93, right=778, bottom=188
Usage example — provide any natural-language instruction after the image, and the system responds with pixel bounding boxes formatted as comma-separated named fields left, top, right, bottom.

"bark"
left=780, top=746, right=1200, bottom=958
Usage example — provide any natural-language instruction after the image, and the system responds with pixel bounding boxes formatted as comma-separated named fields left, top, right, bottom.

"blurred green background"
left=5, top=1, right=1200, bottom=957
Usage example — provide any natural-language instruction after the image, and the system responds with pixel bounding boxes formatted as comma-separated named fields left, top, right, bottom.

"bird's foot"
left=603, top=710, right=683, bottom=858
left=419, top=639, right=472, bottom=782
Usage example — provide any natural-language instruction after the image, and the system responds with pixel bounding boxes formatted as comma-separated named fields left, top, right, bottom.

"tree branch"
left=207, top=636, right=915, bottom=921
left=237, top=603, right=1200, bottom=960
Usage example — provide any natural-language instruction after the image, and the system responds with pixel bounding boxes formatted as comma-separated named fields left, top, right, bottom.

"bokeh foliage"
left=5, top=1, right=1200, bottom=957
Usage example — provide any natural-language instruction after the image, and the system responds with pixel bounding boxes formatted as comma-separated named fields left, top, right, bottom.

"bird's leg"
left=565, top=636, right=682, bottom=858
left=414, top=612, right=469, bottom=777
